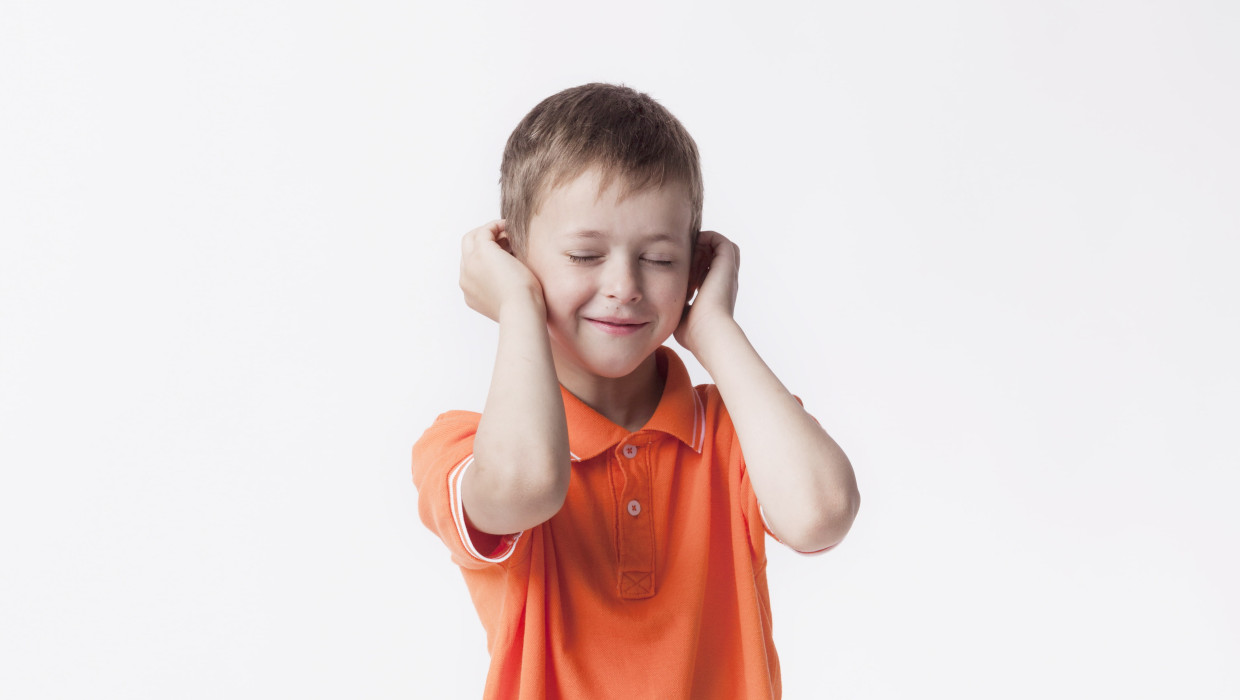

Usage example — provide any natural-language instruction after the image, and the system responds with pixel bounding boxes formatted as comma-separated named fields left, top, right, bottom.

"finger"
left=483, top=220, right=504, bottom=241
left=696, top=229, right=728, bottom=250
left=466, top=222, right=504, bottom=248
left=705, top=234, right=739, bottom=270
left=696, top=230, right=735, bottom=263
left=496, top=231, right=515, bottom=255
left=467, top=220, right=506, bottom=242
left=691, top=248, right=712, bottom=294
left=490, top=219, right=508, bottom=240
left=693, top=233, right=715, bottom=264
left=694, top=231, right=736, bottom=276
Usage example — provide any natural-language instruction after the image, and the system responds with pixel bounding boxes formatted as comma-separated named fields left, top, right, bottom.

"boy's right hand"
left=459, top=219, right=545, bottom=322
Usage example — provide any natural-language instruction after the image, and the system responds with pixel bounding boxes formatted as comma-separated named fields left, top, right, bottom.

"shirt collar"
left=561, top=346, right=705, bottom=463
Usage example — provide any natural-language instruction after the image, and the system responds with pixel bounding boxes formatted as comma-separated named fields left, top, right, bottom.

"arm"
left=458, top=220, right=571, bottom=535
left=675, top=231, right=860, bottom=553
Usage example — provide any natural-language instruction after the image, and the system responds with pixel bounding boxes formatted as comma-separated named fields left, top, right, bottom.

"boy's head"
left=499, top=84, right=705, bottom=384
left=500, top=83, right=703, bottom=258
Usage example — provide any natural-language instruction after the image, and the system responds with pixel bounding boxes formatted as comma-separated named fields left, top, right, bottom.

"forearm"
left=695, top=321, right=859, bottom=551
left=466, top=292, right=571, bottom=534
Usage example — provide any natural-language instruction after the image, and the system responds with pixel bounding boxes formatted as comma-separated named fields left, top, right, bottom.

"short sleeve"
left=411, top=410, right=527, bottom=569
left=740, top=395, right=838, bottom=556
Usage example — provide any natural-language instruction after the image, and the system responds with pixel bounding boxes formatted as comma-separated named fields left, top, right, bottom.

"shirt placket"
left=613, top=438, right=656, bottom=599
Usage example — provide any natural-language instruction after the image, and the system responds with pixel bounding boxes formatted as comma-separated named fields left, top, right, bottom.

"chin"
left=565, top=345, right=661, bottom=381
left=551, top=324, right=674, bottom=380
left=581, top=355, right=649, bottom=379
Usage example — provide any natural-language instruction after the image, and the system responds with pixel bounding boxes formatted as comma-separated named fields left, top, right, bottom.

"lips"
left=586, top=317, right=649, bottom=335
left=590, top=316, right=644, bottom=326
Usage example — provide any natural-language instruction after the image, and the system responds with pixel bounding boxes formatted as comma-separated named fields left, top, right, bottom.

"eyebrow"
left=566, top=230, right=682, bottom=244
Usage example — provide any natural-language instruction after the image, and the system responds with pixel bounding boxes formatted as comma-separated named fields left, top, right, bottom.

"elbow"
left=467, top=449, right=571, bottom=534
left=518, top=463, right=571, bottom=521
left=486, top=453, right=571, bottom=510
left=785, top=485, right=861, bottom=553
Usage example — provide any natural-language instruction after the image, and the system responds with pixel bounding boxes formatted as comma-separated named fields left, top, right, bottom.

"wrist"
left=687, top=317, right=745, bottom=368
left=497, top=286, right=547, bottom=324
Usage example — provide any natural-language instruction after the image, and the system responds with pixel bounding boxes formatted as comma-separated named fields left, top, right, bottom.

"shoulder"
left=693, top=383, right=734, bottom=427
left=694, top=383, right=807, bottom=420
left=692, top=383, right=740, bottom=454
left=692, top=383, right=812, bottom=454
left=414, top=410, right=481, bottom=446
left=422, top=409, right=481, bottom=432
left=426, top=409, right=482, bottom=428
left=412, top=410, right=481, bottom=480
left=410, top=410, right=528, bottom=569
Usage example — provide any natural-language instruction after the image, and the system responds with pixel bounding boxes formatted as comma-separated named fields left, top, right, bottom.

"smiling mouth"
left=587, top=318, right=649, bottom=335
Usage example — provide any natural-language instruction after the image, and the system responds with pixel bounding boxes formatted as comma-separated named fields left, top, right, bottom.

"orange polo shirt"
left=411, top=347, right=831, bottom=699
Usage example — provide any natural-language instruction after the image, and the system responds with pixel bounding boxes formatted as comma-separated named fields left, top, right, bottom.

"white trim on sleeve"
left=449, top=455, right=522, bottom=563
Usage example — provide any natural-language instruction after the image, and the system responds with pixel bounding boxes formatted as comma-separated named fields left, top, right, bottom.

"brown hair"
left=500, top=83, right=704, bottom=256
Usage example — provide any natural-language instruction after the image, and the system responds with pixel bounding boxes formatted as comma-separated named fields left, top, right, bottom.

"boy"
left=412, top=83, right=859, bottom=699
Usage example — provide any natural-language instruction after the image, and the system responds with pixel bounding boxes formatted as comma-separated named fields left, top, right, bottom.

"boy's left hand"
left=674, top=229, right=740, bottom=355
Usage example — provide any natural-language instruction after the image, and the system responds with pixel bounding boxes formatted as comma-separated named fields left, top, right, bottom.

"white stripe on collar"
left=691, top=387, right=704, bottom=453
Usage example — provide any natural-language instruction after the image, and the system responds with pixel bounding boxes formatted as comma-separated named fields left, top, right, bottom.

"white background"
left=2, top=1, right=1237, bottom=698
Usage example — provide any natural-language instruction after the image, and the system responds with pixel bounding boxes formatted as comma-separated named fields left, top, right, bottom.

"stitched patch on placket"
left=619, top=570, right=653, bottom=598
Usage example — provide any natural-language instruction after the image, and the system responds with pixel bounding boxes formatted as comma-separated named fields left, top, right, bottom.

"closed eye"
left=567, top=254, right=675, bottom=266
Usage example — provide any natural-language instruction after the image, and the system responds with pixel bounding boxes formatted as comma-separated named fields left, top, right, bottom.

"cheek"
left=652, top=280, right=688, bottom=322
left=538, top=275, right=591, bottom=316
left=660, top=273, right=691, bottom=303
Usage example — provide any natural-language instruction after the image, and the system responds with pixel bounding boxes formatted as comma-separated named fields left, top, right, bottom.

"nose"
left=602, top=258, right=641, bottom=304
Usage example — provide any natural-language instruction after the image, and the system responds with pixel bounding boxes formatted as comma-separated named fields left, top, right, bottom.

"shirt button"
left=627, top=499, right=641, bottom=516
left=622, top=445, right=638, bottom=458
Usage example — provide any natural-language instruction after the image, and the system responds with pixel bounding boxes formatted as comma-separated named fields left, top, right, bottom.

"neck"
left=555, top=352, right=665, bottom=433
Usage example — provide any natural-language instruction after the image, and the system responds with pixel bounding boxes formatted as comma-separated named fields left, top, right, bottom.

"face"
left=520, top=167, right=694, bottom=383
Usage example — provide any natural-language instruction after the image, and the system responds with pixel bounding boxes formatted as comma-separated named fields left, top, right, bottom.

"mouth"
left=586, top=317, right=649, bottom=336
